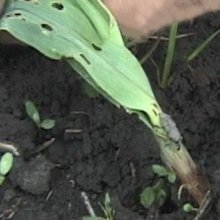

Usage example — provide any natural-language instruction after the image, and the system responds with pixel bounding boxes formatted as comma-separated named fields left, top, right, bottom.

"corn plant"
left=0, top=0, right=211, bottom=215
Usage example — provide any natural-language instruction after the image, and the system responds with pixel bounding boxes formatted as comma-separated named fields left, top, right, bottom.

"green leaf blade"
left=155, top=188, right=166, bottom=208
left=140, top=187, right=156, bottom=209
left=168, top=172, right=176, bottom=183
left=152, top=165, right=169, bottom=177
left=1, top=0, right=164, bottom=134
left=0, top=152, right=13, bottom=175
left=183, top=203, right=197, bottom=213
left=25, top=101, right=40, bottom=125
left=40, top=119, right=55, bottom=130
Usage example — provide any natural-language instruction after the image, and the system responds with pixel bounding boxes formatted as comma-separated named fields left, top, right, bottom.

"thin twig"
left=140, top=35, right=161, bottom=64
left=34, top=137, right=56, bottom=154
left=81, top=191, right=96, bottom=217
left=45, top=190, right=53, bottom=202
left=150, top=57, right=160, bottom=85
left=194, top=190, right=212, bottom=220
left=126, top=32, right=193, bottom=48
left=149, top=32, right=194, bottom=41
left=65, top=129, right=83, bottom=134
left=0, top=141, right=19, bottom=156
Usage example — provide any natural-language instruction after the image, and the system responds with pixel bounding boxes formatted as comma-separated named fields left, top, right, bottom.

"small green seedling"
left=140, top=165, right=176, bottom=209
left=83, top=193, right=115, bottom=220
left=183, top=203, right=198, bottom=213
left=141, top=180, right=167, bottom=209
left=25, top=100, right=55, bottom=130
left=101, top=193, right=115, bottom=220
left=152, top=164, right=176, bottom=184
left=0, top=152, right=14, bottom=185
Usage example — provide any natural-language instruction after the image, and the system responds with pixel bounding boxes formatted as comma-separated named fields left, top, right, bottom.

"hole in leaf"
left=80, top=54, right=91, bottom=65
left=14, top=13, right=22, bottom=16
left=5, top=12, right=26, bottom=21
left=92, top=44, right=102, bottom=51
left=41, top=24, right=53, bottom=31
left=51, top=2, right=64, bottom=10
left=153, top=109, right=158, bottom=116
left=6, top=14, right=13, bottom=18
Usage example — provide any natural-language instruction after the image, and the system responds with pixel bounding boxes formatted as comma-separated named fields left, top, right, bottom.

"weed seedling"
left=152, top=164, right=176, bottom=184
left=25, top=100, right=55, bottom=130
left=83, top=193, right=115, bottom=220
left=183, top=203, right=198, bottom=213
left=0, top=152, right=13, bottom=185
left=141, top=165, right=176, bottom=209
left=141, top=179, right=167, bottom=209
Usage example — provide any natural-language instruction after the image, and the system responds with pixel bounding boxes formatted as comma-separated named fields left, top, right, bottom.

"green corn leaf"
left=0, top=0, right=166, bottom=137
left=0, top=152, right=13, bottom=175
left=75, top=0, right=123, bottom=44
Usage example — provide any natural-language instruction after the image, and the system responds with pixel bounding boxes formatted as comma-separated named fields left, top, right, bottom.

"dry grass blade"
left=188, top=28, right=220, bottom=62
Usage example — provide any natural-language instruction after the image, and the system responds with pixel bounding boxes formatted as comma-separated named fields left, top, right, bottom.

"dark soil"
left=0, top=12, right=220, bottom=220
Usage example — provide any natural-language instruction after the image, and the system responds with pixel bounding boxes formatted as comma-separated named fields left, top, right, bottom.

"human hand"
left=0, top=0, right=6, bottom=15
left=0, top=0, right=219, bottom=43
left=102, top=0, right=220, bottom=39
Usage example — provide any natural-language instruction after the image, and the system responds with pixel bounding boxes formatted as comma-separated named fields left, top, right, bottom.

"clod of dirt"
left=0, top=113, right=35, bottom=153
left=9, top=155, right=53, bottom=194
left=3, top=188, right=16, bottom=202
left=161, top=210, right=192, bottom=220
left=115, top=207, right=144, bottom=220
